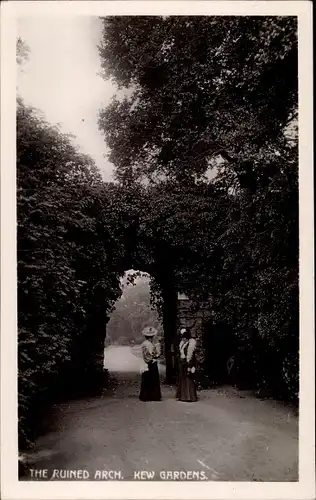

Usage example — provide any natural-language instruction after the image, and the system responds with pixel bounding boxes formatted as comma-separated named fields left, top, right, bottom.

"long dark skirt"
left=176, top=360, right=198, bottom=402
left=139, top=361, right=161, bottom=401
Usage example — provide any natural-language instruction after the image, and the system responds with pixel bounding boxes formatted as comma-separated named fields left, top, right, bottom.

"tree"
left=98, top=16, right=297, bottom=186
left=98, top=16, right=299, bottom=399
left=17, top=99, right=128, bottom=449
left=17, top=37, right=30, bottom=66
left=106, top=274, right=161, bottom=345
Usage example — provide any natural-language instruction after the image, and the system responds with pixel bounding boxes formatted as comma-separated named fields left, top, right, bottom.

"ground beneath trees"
left=21, top=346, right=298, bottom=482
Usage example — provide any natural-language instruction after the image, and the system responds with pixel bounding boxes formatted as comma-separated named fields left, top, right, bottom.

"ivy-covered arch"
left=96, top=247, right=179, bottom=385
left=17, top=13, right=300, bottom=450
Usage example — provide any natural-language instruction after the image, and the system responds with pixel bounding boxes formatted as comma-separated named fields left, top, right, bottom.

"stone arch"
left=115, top=249, right=179, bottom=383
left=75, top=251, right=179, bottom=393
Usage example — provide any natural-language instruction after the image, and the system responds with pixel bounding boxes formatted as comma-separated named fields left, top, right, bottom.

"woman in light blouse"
left=176, top=327, right=198, bottom=402
left=139, top=326, right=162, bottom=401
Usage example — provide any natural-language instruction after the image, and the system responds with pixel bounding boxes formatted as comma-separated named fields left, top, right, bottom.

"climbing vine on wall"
left=18, top=17, right=299, bottom=451
left=98, top=16, right=299, bottom=400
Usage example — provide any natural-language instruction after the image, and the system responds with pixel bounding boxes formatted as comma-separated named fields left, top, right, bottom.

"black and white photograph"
left=0, top=2, right=314, bottom=500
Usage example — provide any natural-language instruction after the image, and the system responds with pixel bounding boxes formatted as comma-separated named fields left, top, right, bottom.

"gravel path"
left=21, top=346, right=298, bottom=482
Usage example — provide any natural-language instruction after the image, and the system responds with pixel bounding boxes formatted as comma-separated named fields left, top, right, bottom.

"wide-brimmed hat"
left=142, top=326, right=157, bottom=337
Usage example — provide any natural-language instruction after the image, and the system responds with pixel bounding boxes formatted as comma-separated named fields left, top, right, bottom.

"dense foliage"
left=17, top=99, right=129, bottom=449
left=98, top=16, right=299, bottom=400
left=18, top=16, right=298, bottom=450
left=99, top=16, right=297, bottom=185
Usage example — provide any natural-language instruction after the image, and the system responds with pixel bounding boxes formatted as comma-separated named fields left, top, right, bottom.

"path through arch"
left=104, top=270, right=165, bottom=382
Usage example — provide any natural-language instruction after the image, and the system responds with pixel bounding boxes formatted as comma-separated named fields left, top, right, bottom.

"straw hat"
left=142, top=326, right=157, bottom=337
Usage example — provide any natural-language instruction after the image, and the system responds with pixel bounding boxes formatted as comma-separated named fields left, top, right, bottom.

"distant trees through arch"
left=17, top=16, right=299, bottom=451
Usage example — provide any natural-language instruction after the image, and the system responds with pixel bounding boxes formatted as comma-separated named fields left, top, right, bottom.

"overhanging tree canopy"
left=98, top=15, right=299, bottom=397
left=18, top=17, right=299, bottom=452
left=98, top=16, right=297, bottom=185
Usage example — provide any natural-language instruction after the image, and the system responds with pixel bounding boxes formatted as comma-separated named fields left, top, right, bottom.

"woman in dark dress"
left=176, top=327, right=198, bottom=402
left=139, top=326, right=162, bottom=401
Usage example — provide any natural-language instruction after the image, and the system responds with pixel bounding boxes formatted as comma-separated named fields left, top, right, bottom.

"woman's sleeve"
left=142, top=344, right=153, bottom=364
left=153, top=342, right=161, bottom=358
left=186, top=338, right=196, bottom=364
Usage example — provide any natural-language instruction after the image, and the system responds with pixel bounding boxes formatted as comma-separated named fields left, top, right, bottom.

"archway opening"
left=104, top=269, right=165, bottom=384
